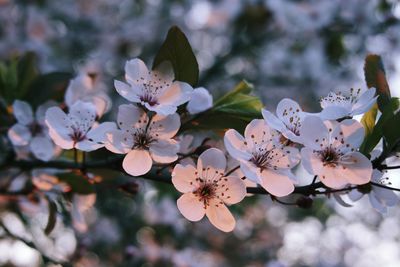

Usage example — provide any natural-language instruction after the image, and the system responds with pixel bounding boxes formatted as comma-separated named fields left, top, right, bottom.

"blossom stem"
left=225, top=166, right=240, bottom=176
left=380, top=165, right=400, bottom=170
left=370, top=181, right=400, bottom=192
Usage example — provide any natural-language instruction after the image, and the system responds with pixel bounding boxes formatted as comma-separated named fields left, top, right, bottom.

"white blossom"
left=349, top=169, right=399, bottom=213
left=8, top=100, right=59, bottom=161
left=172, top=148, right=246, bottom=232
left=299, top=116, right=372, bottom=188
left=105, top=104, right=180, bottom=176
left=224, top=119, right=300, bottom=197
left=318, top=87, right=377, bottom=120
left=262, top=98, right=310, bottom=144
left=45, top=100, right=116, bottom=151
left=65, top=72, right=111, bottom=118
left=114, top=58, right=193, bottom=115
left=186, top=87, right=213, bottom=114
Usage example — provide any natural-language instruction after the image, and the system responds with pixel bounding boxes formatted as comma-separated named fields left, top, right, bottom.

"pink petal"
left=340, top=152, right=372, bottom=185
left=114, top=80, right=141, bottom=102
left=331, top=119, right=364, bottom=153
left=244, top=119, right=272, bottom=148
left=216, top=176, right=246, bottom=205
left=30, top=136, right=54, bottom=161
left=158, top=81, right=192, bottom=108
left=205, top=199, right=235, bottom=232
left=149, top=139, right=179, bottom=164
left=117, top=104, right=148, bottom=131
left=148, top=113, right=180, bottom=139
left=105, top=129, right=133, bottom=154
left=122, top=149, right=153, bottom=176
left=259, top=169, right=295, bottom=197
left=124, top=58, right=150, bottom=85
left=172, top=164, right=198, bottom=193
left=197, top=148, right=227, bottom=180
left=8, top=124, right=31, bottom=146
left=299, top=116, right=329, bottom=150
left=177, top=193, right=205, bottom=221
left=224, top=129, right=252, bottom=161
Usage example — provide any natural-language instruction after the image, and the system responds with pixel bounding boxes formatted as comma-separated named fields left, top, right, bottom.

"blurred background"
left=1, top=0, right=400, bottom=266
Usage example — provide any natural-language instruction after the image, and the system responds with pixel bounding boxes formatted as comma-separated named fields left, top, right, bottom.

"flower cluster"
left=4, top=53, right=399, bottom=234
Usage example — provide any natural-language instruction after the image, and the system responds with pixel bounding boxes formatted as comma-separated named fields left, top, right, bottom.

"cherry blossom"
left=224, top=119, right=300, bottom=197
left=45, top=100, right=116, bottom=151
left=65, top=72, right=111, bottom=118
left=318, top=87, right=377, bottom=120
left=299, top=116, right=372, bottom=188
left=348, top=169, right=399, bottom=213
left=114, top=58, right=193, bottom=115
left=186, top=87, right=213, bottom=114
left=105, top=104, right=180, bottom=176
left=262, top=98, right=309, bottom=144
left=8, top=100, right=59, bottom=161
left=172, top=148, right=246, bottom=232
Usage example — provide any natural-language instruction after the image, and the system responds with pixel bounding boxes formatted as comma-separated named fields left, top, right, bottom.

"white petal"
left=267, top=146, right=300, bottom=170
left=352, top=88, right=376, bottom=113
left=262, top=109, right=286, bottom=132
left=75, top=139, right=103, bottom=152
left=171, top=164, right=198, bottom=193
left=152, top=61, right=174, bottom=82
left=86, top=122, right=117, bottom=145
left=340, top=152, right=372, bottom=185
left=331, top=119, right=364, bottom=153
left=299, top=116, right=329, bottom=150
left=13, top=100, right=34, bottom=125
left=117, top=104, right=147, bottom=131
left=8, top=124, right=32, bottom=146
left=125, top=58, right=150, bottom=85
left=275, top=98, right=303, bottom=130
left=259, top=169, right=295, bottom=197
left=69, top=101, right=96, bottom=133
left=35, top=100, right=58, bottom=124
left=301, top=148, right=324, bottom=175
left=177, top=193, right=205, bottom=221
left=197, top=148, right=227, bottom=178
left=90, top=93, right=112, bottom=117
left=114, top=80, right=141, bottom=102
left=224, top=129, right=252, bottom=161
left=368, top=193, right=387, bottom=213
left=30, top=136, right=54, bottom=161
left=240, top=161, right=260, bottom=183
left=244, top=119, right=272, bottom=148
left=158, top=81, right=193, bottom=107
left=148, top=113, right=180, bottom=139
left=45, top=107, right=74, bottom=149
left=186, top=87, right=213, bottom=114
left=348, top=189, right=364, bottom=201
left=105, top=129, right=133, bottom=154
left=149, top=139, right=179, bottom=163
left=147, top=104, right=177, bottom=116
left=216, top=176, right=246, bottom=205
left=205, top=199, right=235, bottom=232
left=122, top=149, right=153, bottom=176
left=319, top=106, right=350, bottom=120
left=352, top=96, right=378, bottom=116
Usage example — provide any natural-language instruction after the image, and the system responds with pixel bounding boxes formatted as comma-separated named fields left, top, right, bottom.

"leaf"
left=152, top=26, right=199, bottom=86
left=57, top=172, right=95, bottom=195
left=360, top=103, right=378, bottom=136
left=44, top=198, right=57, bottom=235
left=181, top=80, right=263, bottom=132
left=364, top=54, right=391, bottom=111
left=16, top=52, right=39, bottom=98
left=360, top=98, right=400, bottom=155
left=382, top=111, right=400, bottom=153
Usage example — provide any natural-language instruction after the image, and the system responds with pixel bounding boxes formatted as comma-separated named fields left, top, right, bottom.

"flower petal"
left=114, top=80, right=141, bottom=102
left=368, top=193, right=387, bottom=213
left=224, top=129, right=252, bottom=161
left=331, top=119, right=364, bottom=153
left=319, top=106, right=350, bottom=120
left=351, top=88, right=376, bottom=113
left=30, top=136, right=54, bottom=161
left=157, top=81, right=193, bottom=109
left=244, top=119, right=272, bottom=149
left=124, top=58, right=150, bottom=85
left=239, top=161, right=260, bottom=183
left=177, top=193, right=205, bottom=222
left=299, top=116, right=329, bottom=150
left=216, top=176, right=246, bottom=205
left=148, top=113, right=180, bottom=139
left=35, top=100, right=58, bottom=125
left=122, top=149, right=153, bottom=176
left=197, top=148, right=227, bottom=178
left=172, top=164, right=198, bottom=193
left=340, top=152, right=372, bottom=185
left=186, top=87, right=213, bottom=114
left=13, top=100, right=34, bottom=125
left=86, top=122, right=116, bottom=144
left=348, top=189, right=364, bottom=202
left=301, top=147, right=324, bottom=175
left=149, top=139, right=179, bottom=163
left=275, top=98, right=303, bottom=130
left=69, top=101, right=97, bottom=133
left=259, top=169, right=295, bottom=197
left=318, top=166, right=349, bottom=189
left=205, top=199, right=235, bottom=232
left=105, top=129, right=133, bottom=154
left=262, top=109, right=286, bottom=132
left=117, top=104, right=147, bottom=131
left=8, top=124, right=32, bottom=146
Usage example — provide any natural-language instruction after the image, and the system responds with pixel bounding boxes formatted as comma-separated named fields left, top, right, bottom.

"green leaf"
left=16, top=52, right=39, bottom=98
left=181, top=80, right=263, bottom=132
left=44, top=198, right=57, bottom=235
left=382, top=111, right=400, bottom=153
left=152, top=26, right=199, bottom=86
left=57, top=172, right=95, bottom=195
left=364, top=54, right=391, bottom=111
left=360, top=103, right=378, bottom=136
left=360, top=98, right=399, bottom=155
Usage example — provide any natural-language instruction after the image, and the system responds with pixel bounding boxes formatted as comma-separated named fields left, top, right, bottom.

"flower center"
left=319, top=147, right=340, bottom=167
left=29, top=121, right=43, bottom=136
left=133, top=130, right=155, bottom=149
left=140, top=94, right=158, bottom=106
left=194, top=183, right=216, bottom=208
left=70, top=128, right=86, bottom=143
left=251, top=149, right=274, bottom=171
